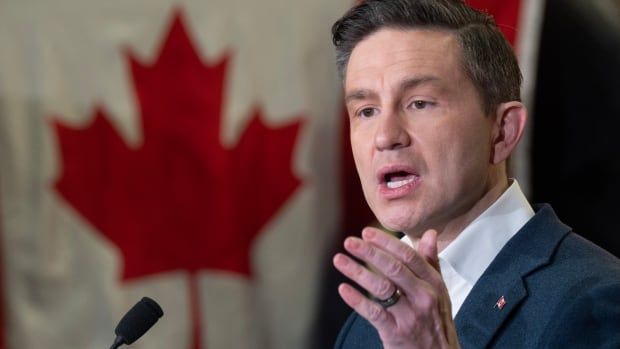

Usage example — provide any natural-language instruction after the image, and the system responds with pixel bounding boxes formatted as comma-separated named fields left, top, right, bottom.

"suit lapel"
left=454, top=205, right=571, bottom=348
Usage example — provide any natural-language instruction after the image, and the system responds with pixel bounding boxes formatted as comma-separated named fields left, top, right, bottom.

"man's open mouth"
left=385, top=171, right=418, bottom=189
left=378, top=166, right=420, bottom=190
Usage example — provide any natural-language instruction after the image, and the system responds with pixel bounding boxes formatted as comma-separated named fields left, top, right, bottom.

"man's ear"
left=491, top=101, right=528, bottom=165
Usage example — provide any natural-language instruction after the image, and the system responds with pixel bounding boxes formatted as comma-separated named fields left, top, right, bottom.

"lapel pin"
left=495, top=296, right=507, bottom=310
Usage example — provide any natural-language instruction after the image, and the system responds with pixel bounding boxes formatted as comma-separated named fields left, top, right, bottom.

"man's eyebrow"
left=344, top=76, right=441, bottom=104
left=398, top=76, right=440, bottom=93
left=344, top=89, right=377, bottom=104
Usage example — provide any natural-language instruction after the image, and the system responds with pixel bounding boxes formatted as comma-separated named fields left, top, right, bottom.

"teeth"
left=386, top=177, right=415, bottom=189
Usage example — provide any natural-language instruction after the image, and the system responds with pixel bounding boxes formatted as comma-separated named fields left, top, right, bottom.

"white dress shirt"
left=402, top=180, right=534, bottom=318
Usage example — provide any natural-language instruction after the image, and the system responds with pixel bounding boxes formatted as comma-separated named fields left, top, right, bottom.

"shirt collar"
left=437, top=180, right=534, bottom=286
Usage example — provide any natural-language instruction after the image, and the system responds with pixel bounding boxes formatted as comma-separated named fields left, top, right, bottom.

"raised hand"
left=333, top=228, right=460, bottom=349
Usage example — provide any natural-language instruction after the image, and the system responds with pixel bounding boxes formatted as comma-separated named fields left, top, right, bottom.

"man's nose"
left=374, top=113, right=411, bottom=151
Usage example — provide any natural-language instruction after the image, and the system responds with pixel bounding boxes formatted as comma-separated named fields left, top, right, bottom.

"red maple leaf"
left=52, top=11, right=302, bottom=349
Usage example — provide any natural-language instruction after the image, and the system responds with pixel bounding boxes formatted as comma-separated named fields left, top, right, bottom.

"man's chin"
left=377, top=216, right=420, bottom=235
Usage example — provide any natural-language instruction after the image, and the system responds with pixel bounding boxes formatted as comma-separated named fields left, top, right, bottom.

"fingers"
left=336, top=283, right=393, bottom=327
left=360, top=228, right=444, bottom=289
left=333, top=252, right=397, bottom=301
left=337, top=236, right=426, bottom=298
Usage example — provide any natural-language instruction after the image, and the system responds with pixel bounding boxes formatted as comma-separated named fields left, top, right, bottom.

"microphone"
left=110, top=297, right=164, bottom=349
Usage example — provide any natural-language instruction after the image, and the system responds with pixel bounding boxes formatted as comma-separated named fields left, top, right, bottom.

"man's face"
left=345, top=28, right=496, bottom=236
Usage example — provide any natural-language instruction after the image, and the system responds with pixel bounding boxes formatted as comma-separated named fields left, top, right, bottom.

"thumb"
left=417, top=229, right=440, bottom=272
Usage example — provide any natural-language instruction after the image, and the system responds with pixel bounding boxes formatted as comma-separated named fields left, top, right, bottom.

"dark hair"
left=332, top=0, right=522, bottom=114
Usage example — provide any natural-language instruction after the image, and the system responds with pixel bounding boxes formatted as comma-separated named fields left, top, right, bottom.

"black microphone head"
left=114, top=297, right=164, bottom=345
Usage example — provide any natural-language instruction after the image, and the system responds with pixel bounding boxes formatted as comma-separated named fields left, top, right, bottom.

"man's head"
left=332, top=0, right=527, bottom=240
left=332, top=0, right=522, bottom=115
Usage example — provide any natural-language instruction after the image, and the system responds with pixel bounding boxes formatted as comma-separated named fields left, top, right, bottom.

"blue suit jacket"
left=334, top=205, right=620, bottom=348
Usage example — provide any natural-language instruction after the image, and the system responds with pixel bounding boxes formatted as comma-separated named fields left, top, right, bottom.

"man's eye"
left=358, top=108, right=377, bottom=118
left=411, top=100, right=430, bottom=109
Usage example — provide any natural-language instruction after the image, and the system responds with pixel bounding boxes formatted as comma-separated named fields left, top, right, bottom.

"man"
left=330, top=0, right=620, bottom=348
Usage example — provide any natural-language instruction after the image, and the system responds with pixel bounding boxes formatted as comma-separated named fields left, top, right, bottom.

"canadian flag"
left=0, top=1, right=543, bottom=349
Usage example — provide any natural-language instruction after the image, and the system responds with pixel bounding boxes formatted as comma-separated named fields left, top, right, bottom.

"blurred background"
left=0, top=0, right=618, bottom=348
